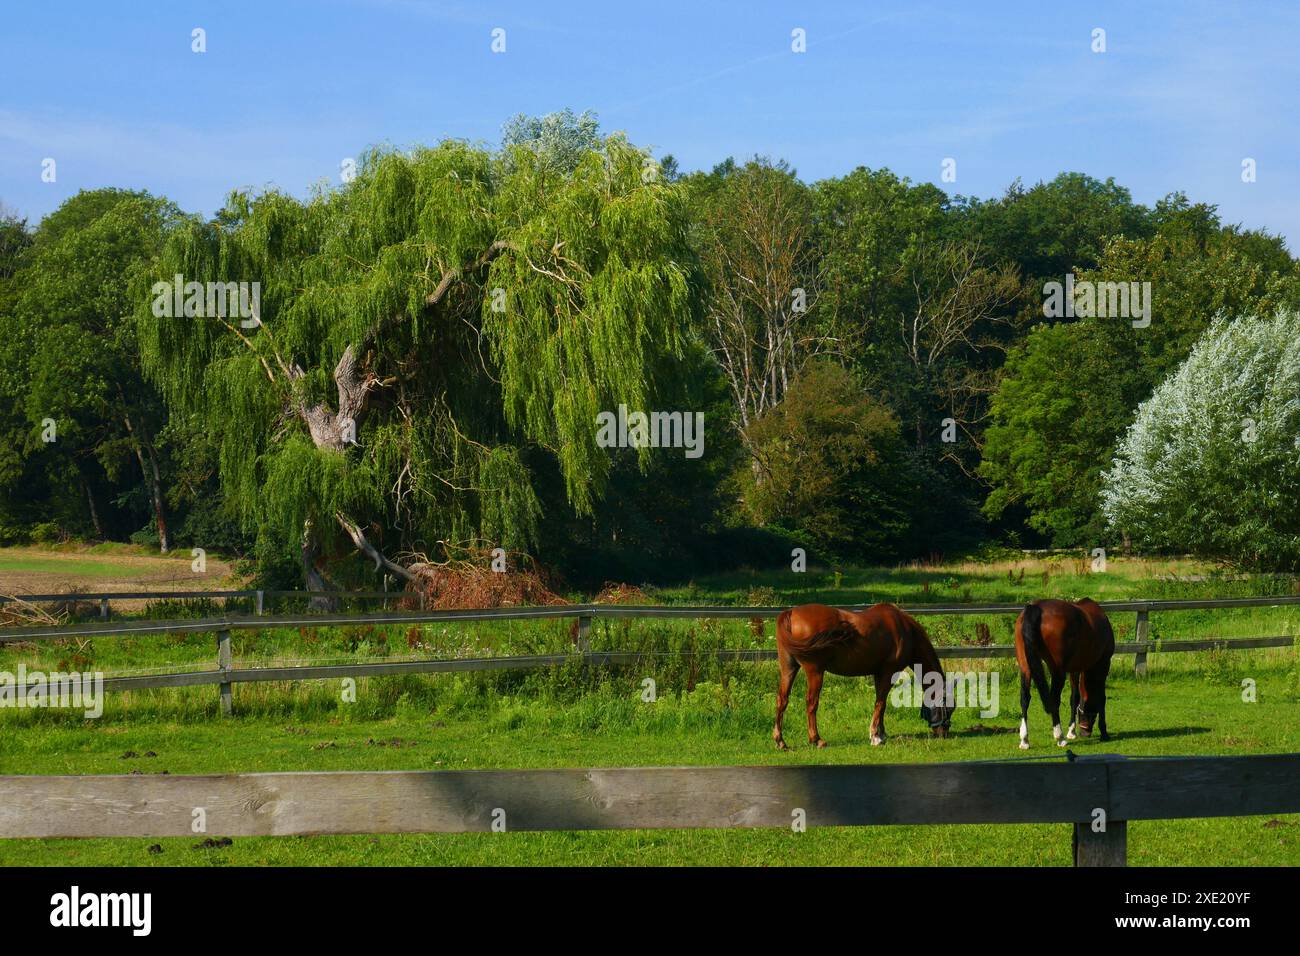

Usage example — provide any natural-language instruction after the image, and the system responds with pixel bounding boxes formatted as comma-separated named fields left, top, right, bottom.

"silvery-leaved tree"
left=136, top=136, right=694, bottom=593
left=1101, top=312, right=1300, bottom=570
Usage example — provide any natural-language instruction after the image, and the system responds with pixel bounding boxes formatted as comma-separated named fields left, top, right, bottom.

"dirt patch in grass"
left=0, top=544, right=242, bottom=611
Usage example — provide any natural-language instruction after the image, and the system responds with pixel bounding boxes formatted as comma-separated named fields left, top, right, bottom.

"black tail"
left=1021, top=603, right=1051, bottom=709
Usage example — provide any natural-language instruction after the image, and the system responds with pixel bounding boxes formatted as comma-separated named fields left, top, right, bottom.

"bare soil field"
left=0, top=544, right=240, bottom=605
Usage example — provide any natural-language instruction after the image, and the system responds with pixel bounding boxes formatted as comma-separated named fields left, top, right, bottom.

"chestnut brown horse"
left=1015, top=598, right=1115, bottom=750
left=774, top=602, right=952, bottom=749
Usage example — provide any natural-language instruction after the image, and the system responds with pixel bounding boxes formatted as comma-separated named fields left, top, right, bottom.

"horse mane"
left=902, top=612, right=944, bottom=674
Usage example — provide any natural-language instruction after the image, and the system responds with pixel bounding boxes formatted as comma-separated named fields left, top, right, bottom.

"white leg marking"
left=1018, top=718, right=1029, bottom=750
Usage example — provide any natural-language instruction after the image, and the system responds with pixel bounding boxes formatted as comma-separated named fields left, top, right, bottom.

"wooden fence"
left=2, top=752, right=1297, bottom=866
left=0, top=593, right=1296, bottom=715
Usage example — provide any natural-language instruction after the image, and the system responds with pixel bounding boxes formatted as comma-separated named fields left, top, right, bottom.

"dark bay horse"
left=1015, top=598, right=1115, bottom=749
left=774, top=603, right=952, bottom=749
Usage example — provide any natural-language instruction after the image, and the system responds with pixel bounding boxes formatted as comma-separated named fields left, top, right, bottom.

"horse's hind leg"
left=1047, top=671, right=1068, bottom=746
left=1092, top=660, right=1112, bottom=741
left=772, top=649, right=800, bottom=750
left=1018, top=671, right=1032, bottom=750
left=869, top=672, right=889, bottom=746
left=1066, top=673, right=1081, bottom=740
left=804, top=664, right=827, bottom=747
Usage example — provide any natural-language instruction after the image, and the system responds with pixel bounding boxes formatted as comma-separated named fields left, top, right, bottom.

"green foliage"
left=478, top=446, right=542, bottom=553
left=813, top=165, right=948, bottom=349
left=956, top=172, right=1153, bottom=285
left=5, top=129, right=1300, bottom=580
left=0, top=212, right=32, bottom=285
left=1101, top=312, right=1300, bottom=570
left=486, top=137, right=694, bottom=511
left=980, top=199, right=1300, bottom=546
left=733, top=361, right=911, bottom=560
left=980, top=321, right=1146, bottom=545
left=136, top=133, right=697, bottom=582
left=500, top=109, right=602, bottom=174
left=0, top=189, right=181, bottom=544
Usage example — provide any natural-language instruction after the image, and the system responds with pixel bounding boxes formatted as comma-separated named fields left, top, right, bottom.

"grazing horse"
left=1015, top=598, right=1115, bottom=750
left=773, top=602, right=953, bottom=749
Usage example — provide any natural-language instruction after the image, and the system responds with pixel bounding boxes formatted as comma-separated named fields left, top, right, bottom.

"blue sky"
left=3, top=1, right=1298, bottom=244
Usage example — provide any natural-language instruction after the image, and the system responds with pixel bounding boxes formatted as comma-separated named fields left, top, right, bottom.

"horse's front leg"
left=869, top=672, right=890, bottom=746
left=1066, top=673, right=1080, bottom=740
left=805, top=666, right=827, bottom=747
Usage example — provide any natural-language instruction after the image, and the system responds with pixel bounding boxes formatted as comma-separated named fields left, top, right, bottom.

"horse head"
left=919, top=701, right=953, bottom=738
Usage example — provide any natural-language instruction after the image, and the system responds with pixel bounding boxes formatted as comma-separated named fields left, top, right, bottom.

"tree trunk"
left=301, top=520, right=339, bottom=612
left=293, top=345, right=378, bottom=451
left=81, top=477, right=105, bottom=538
left=122, top=413, right=169, bottom=553
left=335, top=513, right=419, bottom=585
left=293, top=348, right=426, bottom=592
left=145, top=444, right=170, bottom=553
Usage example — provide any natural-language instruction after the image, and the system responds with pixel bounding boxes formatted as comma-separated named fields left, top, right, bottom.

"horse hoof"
left=1018, top=741, right=1030, bottom=750
left=870, top=735, right=885, bottom=746
left=815, top=739, right=827, bottom=749
left=1057, top=739, right=1069, bottom=748
left=774, top=740, right=788, bottom=751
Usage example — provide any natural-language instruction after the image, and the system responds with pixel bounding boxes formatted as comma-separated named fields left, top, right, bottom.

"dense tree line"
left=2, top=112, right=1298, bottom=585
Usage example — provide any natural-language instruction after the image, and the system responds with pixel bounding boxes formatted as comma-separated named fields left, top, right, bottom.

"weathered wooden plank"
left=3, top=636, right=1291, bottom=700
left=0, top=762, right=1109, bottom=838
left=1108, top=753, right=1300, bottom=821
left=4, top=593, right=1295, bottom=651
left=0, top=606, right=584, bottom=642
left=1074, top=820, right=1127, bottom=866
left=1120, top=636, right=1294, bottom=653
left=1133, top=609, right=1150, bottom=677
left=98, top=670, right=228, bottom=692
left=216, top=629, right=232, bottom=716
left=83, top=654, right=577, bottom=694
left=4, top=589, right=1300, bottom=643
left=223, top=654, right=574, bottom=683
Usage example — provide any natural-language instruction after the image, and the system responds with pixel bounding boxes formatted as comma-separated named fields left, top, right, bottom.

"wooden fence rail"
left=0, top=589, right=419, bottom=620
left=20, top=636, right=1293, bottom=700
left=5, top=593, right=1300, bottom=641
left=2, top=753, right=1296, bottom=865
left=1, top=594, right=1296, bottom=712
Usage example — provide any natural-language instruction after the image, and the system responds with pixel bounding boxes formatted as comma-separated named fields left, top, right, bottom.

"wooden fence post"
left=99, top=598, right=109, bottom=620
left=255, top=590, right=264, bottom=616
left=1073, top=820, right=1127, bottom=866
left=1133, top=608, right=1150, bottom=677
left=216, top=629, right=233, bottom=716
left=576, top=615, right=592, bottom=653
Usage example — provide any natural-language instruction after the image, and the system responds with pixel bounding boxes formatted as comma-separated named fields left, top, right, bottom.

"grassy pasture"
left=0, top=551, right=1297, bottom=866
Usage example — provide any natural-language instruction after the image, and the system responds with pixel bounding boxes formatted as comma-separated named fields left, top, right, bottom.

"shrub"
left=1101, top=312, right=1300, bottom=570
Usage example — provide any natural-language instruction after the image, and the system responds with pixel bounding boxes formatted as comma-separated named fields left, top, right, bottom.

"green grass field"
left=1, top=552, right=1298, bottom=866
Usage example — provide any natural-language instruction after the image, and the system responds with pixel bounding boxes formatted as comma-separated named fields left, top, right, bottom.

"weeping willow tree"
left=136, top=135, right=695, bottom=590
